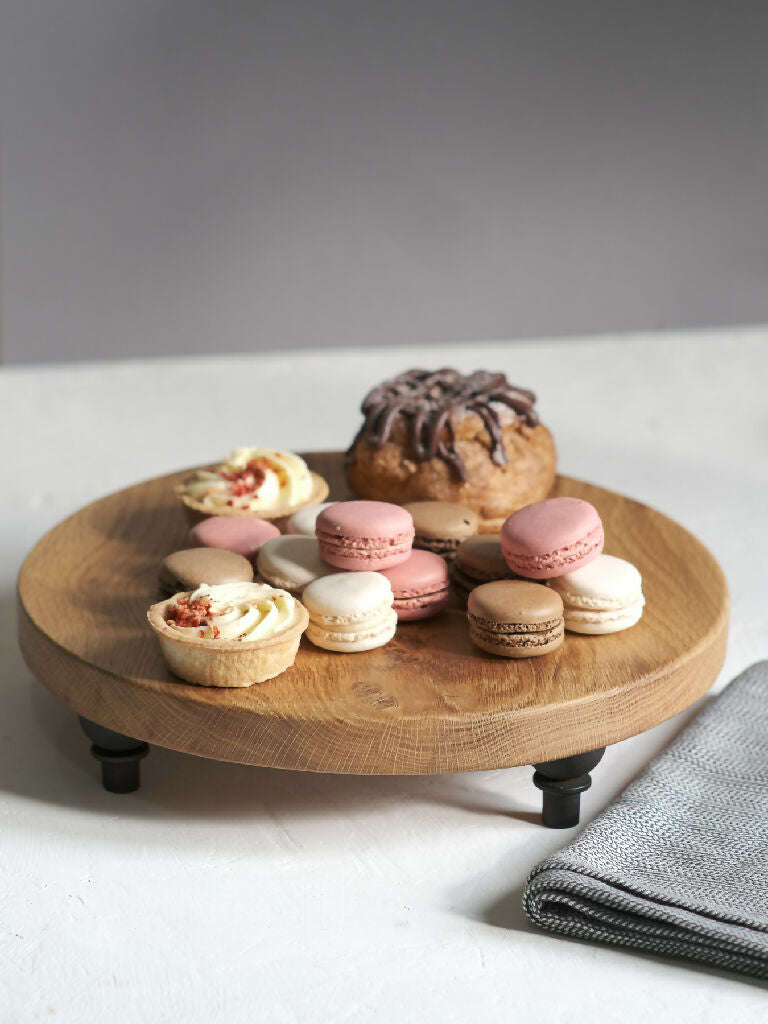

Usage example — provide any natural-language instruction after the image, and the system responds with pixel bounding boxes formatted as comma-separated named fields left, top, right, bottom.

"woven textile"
left=523, top=661, right=768, bottom=978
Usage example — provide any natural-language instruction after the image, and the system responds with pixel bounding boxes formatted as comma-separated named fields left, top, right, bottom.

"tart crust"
left=147, top=593, right=309, bottom=687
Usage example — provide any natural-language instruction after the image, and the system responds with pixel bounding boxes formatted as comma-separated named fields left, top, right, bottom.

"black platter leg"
left=79, top=716, right=149, bottom=793
left=532, top=747, right=606, bottom=828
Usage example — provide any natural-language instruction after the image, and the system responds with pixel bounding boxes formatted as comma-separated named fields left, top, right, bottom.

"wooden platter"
left=17, top=452, right=728, bottom=774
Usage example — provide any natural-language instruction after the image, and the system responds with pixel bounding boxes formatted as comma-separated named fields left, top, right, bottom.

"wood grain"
left=17, top=452, right=729, bottom=773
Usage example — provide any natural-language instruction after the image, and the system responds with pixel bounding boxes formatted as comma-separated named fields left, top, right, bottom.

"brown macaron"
left=403, top=501, right=479, bottom=560
left=468, top=580, right=565, bottom=658
left=159, top=548, right=254, bottom=597
left=451, top=534, right=519, bottom=600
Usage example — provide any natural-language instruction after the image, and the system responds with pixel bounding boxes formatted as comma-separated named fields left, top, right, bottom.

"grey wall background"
left=1, top=0, right=767, bottom=364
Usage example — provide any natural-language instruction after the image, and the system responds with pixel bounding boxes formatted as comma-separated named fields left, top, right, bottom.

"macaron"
left=315, top=501, right=414, bottom=571
left=158, top=548, right=254, bottom=596
left=548, top=553, right=645, bottom=634
left=379, top=549, right=451, bottom=621
left=403, top=501, right=479, bottom=560
left=286, top=502, right=337, bottom=536
left=256, top=535, right=336, bottom=596
left=302, top=572, right=397, bottom=653
left=501, top=497, right=604, bottom=579
left=451, top=535, right=519, bottom=600
left=188, top=515, right=281, bottom=565
left=468, top=580, right=565, bottom=658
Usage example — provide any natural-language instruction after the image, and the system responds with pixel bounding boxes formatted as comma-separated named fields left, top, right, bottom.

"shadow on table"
left=4, top=566, right=713, bottom=838
left=5, top=568, right=540, bottom=828
left=5, top=567, right=720, bottom=889
left=3, top=644, right=544, bottom=829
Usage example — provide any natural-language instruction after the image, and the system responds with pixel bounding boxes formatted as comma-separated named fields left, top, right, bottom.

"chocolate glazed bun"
left=345, top=369, right=557, bottom=531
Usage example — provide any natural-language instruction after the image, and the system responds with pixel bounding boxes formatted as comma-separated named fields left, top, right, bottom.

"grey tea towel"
left=523, top=660, right=768, bottom=978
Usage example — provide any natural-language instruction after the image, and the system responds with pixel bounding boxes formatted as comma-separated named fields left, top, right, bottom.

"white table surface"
left=3, top=329, right=768, bottom=1022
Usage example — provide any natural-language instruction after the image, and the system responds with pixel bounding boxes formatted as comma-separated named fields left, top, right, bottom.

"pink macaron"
left=500, top=497, right=604, bottom=579
left=379, top=549, right=451, bottom=621
left=188, top=515, right=281, bottom=566
left=315, top=500, right=414, bottom=570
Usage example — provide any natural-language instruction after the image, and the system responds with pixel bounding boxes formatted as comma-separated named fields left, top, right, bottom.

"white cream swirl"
left=182, top=447, right=313, bottom=511
left=165, top=582, right=296, bottom=641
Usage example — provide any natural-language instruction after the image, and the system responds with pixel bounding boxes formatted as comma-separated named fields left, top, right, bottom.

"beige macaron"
left=468, top=580, right=564, bottom=658
left=159, top=548, right=254, bottom=596
left=451, top=534, right=520, bottom=600
left=403, top=501, right=479, bottom=560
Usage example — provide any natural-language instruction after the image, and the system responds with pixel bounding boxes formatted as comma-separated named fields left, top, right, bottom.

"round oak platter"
left=17, top=451, right=728, bottom=774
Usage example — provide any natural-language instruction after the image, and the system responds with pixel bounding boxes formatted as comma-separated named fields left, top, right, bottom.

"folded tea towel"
left=523, top=660, right=768, bottom=978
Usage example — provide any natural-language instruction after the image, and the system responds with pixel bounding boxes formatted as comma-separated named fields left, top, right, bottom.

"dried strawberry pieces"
left=166, top=596, right=230, bottom=639
left=166, top=596, right=213, bottom=629
left=218, top=457, right=272, bottom=497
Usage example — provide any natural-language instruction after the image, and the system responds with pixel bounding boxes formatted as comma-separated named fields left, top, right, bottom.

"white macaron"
left=302, top=572, right=397, bottom=653
left=548, top=554, right=645, bottom=634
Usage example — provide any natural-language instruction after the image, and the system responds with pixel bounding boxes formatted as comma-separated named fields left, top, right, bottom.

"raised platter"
left=18, top=451, right=728, bottom=775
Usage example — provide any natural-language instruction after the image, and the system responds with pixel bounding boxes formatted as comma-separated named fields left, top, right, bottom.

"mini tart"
left=147, top=587, right=309, bottom=688
left=177, top=470, right=329, bottom=527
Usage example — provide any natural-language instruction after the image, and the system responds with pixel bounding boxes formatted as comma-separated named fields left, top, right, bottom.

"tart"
left=147, top=582, right=308, bottom=687
left=177, top=447, right=329, bottom=527
left=345, top=370, right=556, bottom=531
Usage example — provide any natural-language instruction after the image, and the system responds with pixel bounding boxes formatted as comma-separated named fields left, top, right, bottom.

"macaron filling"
left=469, top=621, right=565, bottom=649
left=306, top=609, right=397, bottom=645
left=392, top=588, right=450, bottom=620
left=316, top=531, right=414, bottom=554
left=392, top=583, right=450, bottom=601
left=564, top=597, right=645, bottom=624
left=558, top=589, right=642, bottom=611
left=468, top=612, right=564, bottom=648
left=468, top=614, right=564, bottom=635
left=306, top=598, right=395, bottom=630
left=414, top=535, right=463, bottom=556
left=316, top=536, right=413, bottom=569
left=394, top=593, right=447, bottom=610
left=502, top=524, right=604, bottom=574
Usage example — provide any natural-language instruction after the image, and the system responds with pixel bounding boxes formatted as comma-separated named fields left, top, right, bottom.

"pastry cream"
left=165, top=582, right=296, bottom=641
left=182, top=447, right=313, bottom=511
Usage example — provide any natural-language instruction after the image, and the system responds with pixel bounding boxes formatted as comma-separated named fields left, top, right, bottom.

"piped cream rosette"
left=166, top=582, right=295, bottom=640
left=177, top=447, right=329, bottom=523
left=148, top=582, right=309, bottom=687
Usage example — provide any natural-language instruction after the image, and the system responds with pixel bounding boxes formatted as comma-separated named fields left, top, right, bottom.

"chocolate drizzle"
left=349, top=369, right=539, bottom=482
